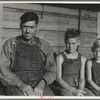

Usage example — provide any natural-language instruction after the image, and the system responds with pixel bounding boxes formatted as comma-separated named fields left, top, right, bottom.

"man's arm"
left=42, top=45, right=56, bottom=85
left=0, top=40, right=34, bottom=95
left=33, top=44, right=56, bottom=96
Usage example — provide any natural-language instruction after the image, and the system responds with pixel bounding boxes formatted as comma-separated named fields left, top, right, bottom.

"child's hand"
left=71, top=88, right=85, bottom=96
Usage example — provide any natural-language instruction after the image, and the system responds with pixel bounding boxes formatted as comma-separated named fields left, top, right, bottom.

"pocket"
left=15, top=50, right=30, bottom=69
left=16, top=51, right=28, bottom=57
left=62, top=62, right=73, bottom=73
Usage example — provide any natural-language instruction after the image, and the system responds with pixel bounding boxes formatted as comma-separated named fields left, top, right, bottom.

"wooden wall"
left=1, top=3, right=97, bottom=58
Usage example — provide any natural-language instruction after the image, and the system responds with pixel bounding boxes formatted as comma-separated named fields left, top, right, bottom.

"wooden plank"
left=80, top=38, right=96, bottom=47
left=3, top=18, right=78, bottom=31
left=58, top=46, right=66, bottom=53
left=3, top=20, right=60, bottom=30
left=3, top=3, right=43, bottom=11
left=80, top=32, right=96, bottom=39
left=44, top=5, right=79, bottom=15
left=36, top=30, right=59, bottom=46
left=44, top=5, right=60, bottom=14
left=3, top=7, right=43, bottom=22
left=53, top=46, right=93, bottom=59
left=80, top=19, right=97, bottom=33
left=3, top=20, right=20, bottom=29
left=81, top=10, right=97, bottom=18
left=97, top=12, right=100, bottom=38
left=0, top=4, right=3, bottom=48
left=3, top=7, right=78, bottom=22
left=2, top=29, right=60, bottom=46
left=59, top=31, right=96, bottom=47
left=79, top=46, right=93, bottom=58
left=59, top=7, right=79, bottom=15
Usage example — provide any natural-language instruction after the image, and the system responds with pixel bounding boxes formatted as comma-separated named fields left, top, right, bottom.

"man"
left=0, top=12, right=56, bottom=96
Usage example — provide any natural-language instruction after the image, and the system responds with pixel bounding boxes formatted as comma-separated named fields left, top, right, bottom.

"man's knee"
left=84, top=88, right=95, bottom=96
left=43, top=85, right=54, bottom=96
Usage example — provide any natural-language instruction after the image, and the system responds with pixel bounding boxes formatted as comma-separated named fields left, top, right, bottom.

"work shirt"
left=0, top=36, right=56, bottom=88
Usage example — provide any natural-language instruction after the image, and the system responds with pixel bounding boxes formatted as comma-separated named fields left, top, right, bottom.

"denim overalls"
left=86, top=58, right=100, bottom=96
left=5, top=38, right=54, bottom=95
left=12, top=38, right=45, bottom=87
left=59, top=52, right=94, bottom=96
left=61, top=52, right=81, bottom=87
left=58, top=52, right=81, bottom=96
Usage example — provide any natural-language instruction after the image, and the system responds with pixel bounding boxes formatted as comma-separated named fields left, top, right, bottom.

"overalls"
left=59, top=52, right=94, bottom=96
left=5, top=38, right=53, bottom=96
left=61, top=52, right=81, bottom=87
left=86, top=58, right=100, bottom=96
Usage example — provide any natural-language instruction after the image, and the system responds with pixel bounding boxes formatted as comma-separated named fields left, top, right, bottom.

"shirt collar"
left=19, top=36, right=41, bottom=46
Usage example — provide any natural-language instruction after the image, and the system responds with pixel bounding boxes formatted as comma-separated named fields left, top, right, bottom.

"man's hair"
left=64, top=28, right=81, bottom=42
left=20, top=12, right=39, bottom=24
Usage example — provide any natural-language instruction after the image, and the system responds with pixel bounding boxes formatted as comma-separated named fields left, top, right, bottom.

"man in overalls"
left=0, top=12, right=56, bottom=96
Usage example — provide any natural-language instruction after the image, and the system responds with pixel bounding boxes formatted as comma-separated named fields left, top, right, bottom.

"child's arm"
left=86, top=60, right=100, bottom=91
left=56, top=54, right=85, bottom=96
left=78, top=56, right=86, bottom=90
left=56, top=54, right=74, bottom=91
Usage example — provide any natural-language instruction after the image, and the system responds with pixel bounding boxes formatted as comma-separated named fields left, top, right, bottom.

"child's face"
left=93, top=47, right=100, bottom=60
left=65, top=37, right=80, bottom=53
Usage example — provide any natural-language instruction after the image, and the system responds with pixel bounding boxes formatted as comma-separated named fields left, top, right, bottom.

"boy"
left=56, top=28, right=94, bottom=96
left=86, top=38, right=100, bottom=96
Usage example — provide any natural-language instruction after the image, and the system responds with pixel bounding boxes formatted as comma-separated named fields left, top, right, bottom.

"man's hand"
left=71, top=88, right=85, bottom=96
left=33, top=79, right=46, bottom=96
left=18, top=83, right=34, bottom=96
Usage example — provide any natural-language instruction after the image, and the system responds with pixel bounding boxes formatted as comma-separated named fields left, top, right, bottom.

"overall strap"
left=77, top=53, right=82, bottom=60
left=60, top=52, right=67, bottom=61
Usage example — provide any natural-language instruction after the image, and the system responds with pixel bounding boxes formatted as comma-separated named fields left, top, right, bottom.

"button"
left=28, top=41, right=31, bottom=44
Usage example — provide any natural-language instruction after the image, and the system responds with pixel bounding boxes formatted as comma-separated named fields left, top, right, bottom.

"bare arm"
left=86, top=60, right=100, bottom=91
left=78, top=56, right=86, bottom=90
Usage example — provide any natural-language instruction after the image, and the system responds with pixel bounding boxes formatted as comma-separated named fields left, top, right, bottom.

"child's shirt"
left=60, top=51, right=82, bottom=88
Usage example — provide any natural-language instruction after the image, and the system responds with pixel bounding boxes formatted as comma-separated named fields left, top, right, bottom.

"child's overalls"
left=5, top=38, right=53, bottom=96
left=86, top=58, right=100, bottom=96
left=59, top=52, right=94, bottom=96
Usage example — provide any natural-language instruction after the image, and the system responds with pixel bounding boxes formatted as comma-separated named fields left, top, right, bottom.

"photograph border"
left=0, top=0, right=100, bottom=99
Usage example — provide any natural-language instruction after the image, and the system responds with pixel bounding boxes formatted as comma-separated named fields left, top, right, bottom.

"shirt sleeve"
left=0, top=40, right=24, bottom=87
left=42, top=44, right=56, bottom=85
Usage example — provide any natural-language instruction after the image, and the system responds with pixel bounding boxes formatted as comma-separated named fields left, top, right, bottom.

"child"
left=56, top=28, right=94, bottom=96
left=86, top=38, right=100, bottom=96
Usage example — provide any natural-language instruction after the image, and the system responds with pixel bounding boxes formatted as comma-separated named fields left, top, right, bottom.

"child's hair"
left=92, top=38, right=100, bottom=50
left=64, top=28, right=81, bottom=42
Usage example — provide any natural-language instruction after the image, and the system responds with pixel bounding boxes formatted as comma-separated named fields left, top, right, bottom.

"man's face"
left=21, top=21, right=37, bottom=40
left=65, top=37, right=80, bottom=53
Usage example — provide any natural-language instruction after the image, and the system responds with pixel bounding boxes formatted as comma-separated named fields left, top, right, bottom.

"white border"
left=0, top=1, right=100, bottom=3
left=0, top=1, right=100, bottom=99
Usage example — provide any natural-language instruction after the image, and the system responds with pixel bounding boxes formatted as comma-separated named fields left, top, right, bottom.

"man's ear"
left=91, top=47, right=94, bottom=52
left=20, top=23, right=22, bottom=29
left=36, top=25, right=39, bottom=31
